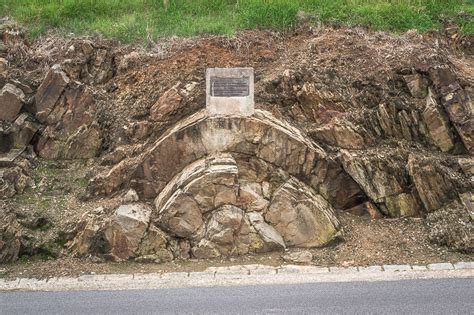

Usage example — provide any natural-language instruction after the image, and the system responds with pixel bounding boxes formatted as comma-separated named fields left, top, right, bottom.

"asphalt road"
left=1, top=278, right=473, bottom=314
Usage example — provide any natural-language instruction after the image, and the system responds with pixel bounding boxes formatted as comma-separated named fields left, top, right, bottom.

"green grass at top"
left=0, top=0, right=472, bottom=43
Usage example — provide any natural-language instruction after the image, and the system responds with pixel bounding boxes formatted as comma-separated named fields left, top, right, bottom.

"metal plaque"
left=210, top=77, right=250, bottom=97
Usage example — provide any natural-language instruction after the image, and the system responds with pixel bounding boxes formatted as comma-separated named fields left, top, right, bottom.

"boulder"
left=0, top=83, right=25, bottom=122
left=10, top=113, right=40, bottom=149
left=205, top=205, right=246, bottom=253
left=138, top=225, right=170, bottom=257
left=265, top=179, right=341, bottom=247
left=103, top=204, right=152, bottom=261
left=155, top=153, right=340, bottom=257
left=157, top=194, right=204, bottom=239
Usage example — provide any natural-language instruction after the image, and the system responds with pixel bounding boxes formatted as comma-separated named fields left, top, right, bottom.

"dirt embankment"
left=0, top=19, right=473, bottom=278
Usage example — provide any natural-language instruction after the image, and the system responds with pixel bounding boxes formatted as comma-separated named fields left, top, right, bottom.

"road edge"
left=1, top=261, right=473, bottom=292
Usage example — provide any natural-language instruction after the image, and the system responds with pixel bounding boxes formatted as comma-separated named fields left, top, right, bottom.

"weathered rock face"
left=153, top=153, right=340, bottom=258
left=404, top=74, right=429, bottom=99
left=422, top=89, right=455, bottom=152
left=34, top=65, right=70, bottom=123
left=5, top=27, right=474, bottom=264
left=341, top=149, right=418, bottom=217
left=90, top=109, right=329, bottom=201
left=137, top=225, right=173, bottom=263
left=103, top=203, right=152, bottom=261
left=429, top=66, right=474, bottom=154
left=34, top=67, right=102, bottom=159
left=0, top=83, right=25, bottom=122
left=407, top=155, right=467, bottom=213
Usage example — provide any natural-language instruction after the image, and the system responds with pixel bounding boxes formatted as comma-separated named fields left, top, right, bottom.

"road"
left=1, top=278, right=473, bottom=314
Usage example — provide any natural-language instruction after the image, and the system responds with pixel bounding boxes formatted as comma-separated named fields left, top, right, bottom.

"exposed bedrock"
left=89, top=109, right=365, bottom=213
left=155, top=154, right=340, bottom=257
left=74, top=154, right=342, bottom=261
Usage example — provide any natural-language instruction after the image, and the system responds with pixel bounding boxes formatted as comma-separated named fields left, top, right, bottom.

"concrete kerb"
left=1, top=262, right=472, bottom=292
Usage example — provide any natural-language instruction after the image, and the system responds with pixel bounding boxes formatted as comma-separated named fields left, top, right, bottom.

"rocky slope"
left=0, top=18, right=472, bottom=265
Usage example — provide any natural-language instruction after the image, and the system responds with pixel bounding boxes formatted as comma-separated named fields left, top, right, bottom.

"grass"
left=0, top=0, right=473, bottom=43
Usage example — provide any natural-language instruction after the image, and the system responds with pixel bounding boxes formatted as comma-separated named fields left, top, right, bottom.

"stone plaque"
left=206, top=68, right=254, bottom=116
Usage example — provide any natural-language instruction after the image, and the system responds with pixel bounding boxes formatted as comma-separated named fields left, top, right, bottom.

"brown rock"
left=35, top=84, right=101, bottom=159
left=265, top=178, right=341, bottom=248
left=441, top=88, right=473, bottom=154
left=158, top=194, right=204, bottom=238
left=385, top=193, right=419, bottom=217
left=11, top=113, right=40, bottom=149
left=0, top=83, right=25, bottom=122
left=0, top=166, right=30, bottom=198
left=150, top=83, right=183, bottom=122
left=311, top=122, right=366, bottom=149
left=93, top=109, right=327, bottom=199
left=34, top=65, right=69, bottom=123
left=404, top=74, right=428, bottom=98
left=139, top=225, right=169, bottom=255
left=247, top=212, right=285, bottom=249
left=206, top=205, right=244, bottom=249
left=423, top=89, right=455, bottom=152
left=191, top=239, right=221, bottom=259
left=341, top=150, right=405, bottom=202
left=104, top=204, right=152, bottom=261
left=69, top=208, right=104, bottom=256
left=407, top=155, right=457, bottom=212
